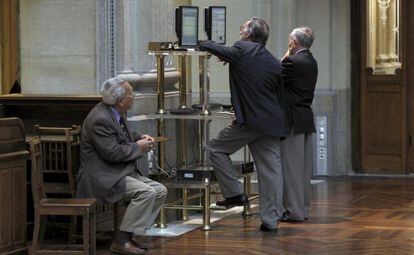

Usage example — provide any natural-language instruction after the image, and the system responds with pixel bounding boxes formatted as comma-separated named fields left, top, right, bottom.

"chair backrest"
left=33, top=125, right=81, bottom=197
left=29, top=136, right=46, bottom=208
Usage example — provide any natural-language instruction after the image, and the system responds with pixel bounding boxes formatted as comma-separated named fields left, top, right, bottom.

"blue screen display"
left=181, top=7, right=198, bottom=46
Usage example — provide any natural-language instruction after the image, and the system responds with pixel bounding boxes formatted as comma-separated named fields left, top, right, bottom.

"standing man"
left=76, top=78, right=167, bottom=255
left=200, top=17, right=285, bottom=232
left=281, top=27, right=318, bottom=222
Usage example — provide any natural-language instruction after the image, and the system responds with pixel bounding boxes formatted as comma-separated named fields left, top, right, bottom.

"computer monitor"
left=175, top=6, right=199, bottom=47
left=205, top=6, right=226, bottom=44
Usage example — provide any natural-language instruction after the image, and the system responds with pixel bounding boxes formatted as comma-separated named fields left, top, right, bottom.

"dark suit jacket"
left=281, top=49, right=318, bottom=134
left=76, top=102, right=143, bottom=204
left=199, top=40, right=285, bottom=137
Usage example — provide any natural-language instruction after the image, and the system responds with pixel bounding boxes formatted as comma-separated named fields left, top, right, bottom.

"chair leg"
left=39, top=215, right=46, bottom=244
left=90, top=211, right=96, bottom=255
left=32, top=214, right=47, bottom=252
left=113, top=202, right=119, bottom=240
left=68, top=215, right=78, bottom=243
left=113, top=202, right=119, bottom=230
left=31, top=213, right=41, bottom=253
left=82, top=213, right=90, bottom=255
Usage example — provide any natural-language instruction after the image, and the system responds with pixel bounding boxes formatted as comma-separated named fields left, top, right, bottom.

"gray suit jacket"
left=76, top=102, right=143, bottom=204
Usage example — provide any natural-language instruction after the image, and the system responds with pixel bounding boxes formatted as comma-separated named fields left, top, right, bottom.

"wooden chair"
left=34, top=125, right=81, bottom=197
left=34, top=125, right=121, bottom=240
left=29, top=136, right=97, bottom=255
left=34, top=125, right=81, bottom=239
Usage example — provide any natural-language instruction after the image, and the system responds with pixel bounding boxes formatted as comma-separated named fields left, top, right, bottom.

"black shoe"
left=131, top=235, right=149, bottom=250
left=280, top=212, right=303, bottom=223
left=259, top=224, right=278, bottom=233
left=216, top=193, right=249, bottom=208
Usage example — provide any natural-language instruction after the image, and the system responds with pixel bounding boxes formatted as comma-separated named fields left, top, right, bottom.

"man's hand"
left=282, top=48, right=292, bottom=60
left=137, top=135, right=154, bottom=152
left=217, top=57, right=228, bottom=65
left=141, top=134, right=154, bottom=143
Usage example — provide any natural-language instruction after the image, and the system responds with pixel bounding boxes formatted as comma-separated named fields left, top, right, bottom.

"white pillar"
left=116, top=0, right=178, bottom=92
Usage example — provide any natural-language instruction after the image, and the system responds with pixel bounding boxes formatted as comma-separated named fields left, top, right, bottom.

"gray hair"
left=245, top=17, right=269, bottom=45
left=100, top=77, right=126, bottom=105
left=290, top=27, right=314, bottom=49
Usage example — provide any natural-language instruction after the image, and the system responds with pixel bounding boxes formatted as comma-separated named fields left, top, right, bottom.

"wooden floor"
left=96, top=177, right=414, bottom=255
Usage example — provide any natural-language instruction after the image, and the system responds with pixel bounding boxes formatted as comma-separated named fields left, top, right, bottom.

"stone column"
left=115, top=0, right=179, bottom=93
left=269, top=0, right=299, bottom=58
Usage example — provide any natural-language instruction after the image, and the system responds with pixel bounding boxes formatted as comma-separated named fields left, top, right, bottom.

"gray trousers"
left=119, top=175, right=167, bottom=235
left=281, top=131, right=313, bottom=221
left=208, top=122, right=284, bottom=228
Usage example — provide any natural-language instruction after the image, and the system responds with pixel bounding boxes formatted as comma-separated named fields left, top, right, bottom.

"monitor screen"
left=209, top=7, right=226, bottom=44
left=177, top=6, right=199, bottom=46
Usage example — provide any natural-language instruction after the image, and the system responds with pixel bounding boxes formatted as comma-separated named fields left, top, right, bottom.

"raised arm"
left=199, top=41, right=242, bottom=63
left=281, top=57, right=295, bottom=88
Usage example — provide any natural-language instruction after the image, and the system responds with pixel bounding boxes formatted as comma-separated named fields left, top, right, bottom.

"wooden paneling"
left=0, top=169, right=12, bottom=250
left=351, top=0, right=362, bottom=172
left=0, top=95, right=101, bottom=134
left=0, top=0, right=19, bottom=94
left=360, top=0, right=407, bottom=174
left=0, top=160, right=27, bottom=251
left=365, top=92, right=401, bottom=155
left=405, top=0, right=414, bottom=172
left=0, top=118, right=28, bottom=254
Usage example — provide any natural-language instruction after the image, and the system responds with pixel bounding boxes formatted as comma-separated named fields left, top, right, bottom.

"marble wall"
left=190, top=0, right=352, bottom=175
left=20, top=0, right=98, bottom=94
left=18, top=0, right=353, bottom=175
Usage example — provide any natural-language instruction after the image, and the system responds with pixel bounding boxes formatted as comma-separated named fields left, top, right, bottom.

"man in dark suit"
left=200, top=17, right=285, bottom=232
left=281, top=27, right=318, bottom=222
left=76, top=78, right=167, bottom=255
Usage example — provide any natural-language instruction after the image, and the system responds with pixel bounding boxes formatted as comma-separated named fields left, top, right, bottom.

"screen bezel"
left=176, top=6, right=199, bottom=47
left=206, top=6, right=226, bottom=44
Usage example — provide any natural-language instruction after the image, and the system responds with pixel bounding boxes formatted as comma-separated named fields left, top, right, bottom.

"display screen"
left=210, top=7, right=226, bottom=44
left=181, top=7, right=198, bottom=46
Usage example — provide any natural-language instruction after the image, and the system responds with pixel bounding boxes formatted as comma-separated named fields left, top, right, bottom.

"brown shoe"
left=110, top=241, right=146, bottom=255
left=131, top=235, right=149, bottom=250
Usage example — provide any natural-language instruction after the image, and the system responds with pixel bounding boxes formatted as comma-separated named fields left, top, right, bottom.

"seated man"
left=76, top=77, right=167, bottom=255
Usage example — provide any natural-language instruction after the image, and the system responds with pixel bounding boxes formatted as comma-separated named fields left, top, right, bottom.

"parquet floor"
left=97, top=177, right=414, bottom=255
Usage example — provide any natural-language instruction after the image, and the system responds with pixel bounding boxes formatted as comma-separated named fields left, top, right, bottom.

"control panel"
left=316, top=116, right=328, bottom=175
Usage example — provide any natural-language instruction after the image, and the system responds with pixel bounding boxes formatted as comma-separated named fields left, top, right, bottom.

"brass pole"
left=182, top=188, right=189, bottom=221
left=179, top=55, right=187, bottom=108
left=159, top=207, right=167, bottom=229
left=201, top=178, right=212, bottom=230
left=158, top=118, right=165, bottom=171
left=199, top=55, right=210, bottom=115
left=243, top=146, right=253, bottom=216
left=200, top=118, right=209, bottom=168
left=156, top=54, right=166, bottom=114
left=157, top=117, right=166, bottom=228
left=242, top=175, right=253, bottom=216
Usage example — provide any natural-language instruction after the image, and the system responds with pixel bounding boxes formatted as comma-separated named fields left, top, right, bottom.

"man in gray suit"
left=200, top=17, right=285, bottom=232
left=281, top=27, right=318, bottom=222
left=76, top=78, right=167, bottom=255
